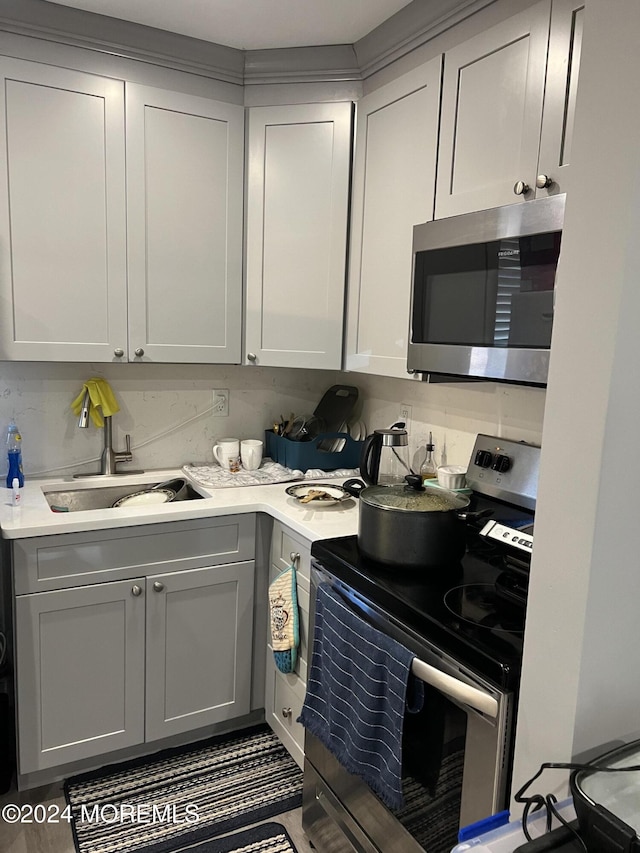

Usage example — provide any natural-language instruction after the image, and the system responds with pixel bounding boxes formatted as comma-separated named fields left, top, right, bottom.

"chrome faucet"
left=75, top=390, right=140, bottom=476
left=100, top=416, right=134, bottom=474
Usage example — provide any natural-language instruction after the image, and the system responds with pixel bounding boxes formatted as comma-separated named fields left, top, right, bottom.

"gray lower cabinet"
left=15, top=578, right=146, bottom=773
left=264, top=521, right=312, bottom=769
left=145, top=562, right=254, bottom=741
left=13, top=515, right=256, bottom=777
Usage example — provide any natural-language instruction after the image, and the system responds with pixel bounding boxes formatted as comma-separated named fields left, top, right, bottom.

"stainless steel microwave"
left=408, top=195, right=565, bottom=386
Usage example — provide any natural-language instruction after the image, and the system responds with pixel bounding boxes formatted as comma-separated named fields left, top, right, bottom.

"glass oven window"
left=395, top=684, right=466, bottom=853
left=412, top=231, right=562, bottom=349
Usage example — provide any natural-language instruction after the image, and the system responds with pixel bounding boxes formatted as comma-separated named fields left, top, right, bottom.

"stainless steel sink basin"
left=43, top=481, right=204, bottom=513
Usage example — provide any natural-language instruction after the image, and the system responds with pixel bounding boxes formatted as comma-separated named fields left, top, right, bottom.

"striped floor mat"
left=64, top=725, right=303, bottom=853
left=169, top=823, right=298, bottom=853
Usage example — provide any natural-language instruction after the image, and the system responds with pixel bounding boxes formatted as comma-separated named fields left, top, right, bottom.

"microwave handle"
left=411, top=657, right=498, bottom=719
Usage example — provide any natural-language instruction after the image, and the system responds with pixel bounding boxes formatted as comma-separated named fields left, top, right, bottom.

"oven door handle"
left=411, top=657, right=499, bottom=718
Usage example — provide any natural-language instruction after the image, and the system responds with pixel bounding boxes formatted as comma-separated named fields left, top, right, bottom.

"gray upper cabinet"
left=126, top=84, right=244, bottom=363
left=244, top=102, right=352, bottom=369
left=345, top=60, right=442, bottom=379
left=435, top=1, right=552, bottom=218
left=0, top=58, right=244, bottom=363
left=0, top=57, right=128, bottom=362
left=536, top=0, right=584, bottom=198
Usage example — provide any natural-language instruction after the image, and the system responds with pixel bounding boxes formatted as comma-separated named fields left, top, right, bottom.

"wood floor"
left=0, top=776, right=314, bottom=853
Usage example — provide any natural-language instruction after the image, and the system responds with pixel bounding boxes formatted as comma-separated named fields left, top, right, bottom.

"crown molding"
left=0, top=0, right=244, bottom=84
left=354, top=0, right=498, bottom=78
left=243, top=45, right=360, bottom=85
left=0, top=0, right=505, bottom=88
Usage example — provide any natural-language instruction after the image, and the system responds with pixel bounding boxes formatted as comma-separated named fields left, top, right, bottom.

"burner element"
left=444, top=584, right=525, bottom=634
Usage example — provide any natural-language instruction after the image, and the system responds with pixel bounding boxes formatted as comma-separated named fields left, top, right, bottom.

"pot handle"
left=457, top=508, right=493, bottom=522
left=343, top=478, right=366, bottom=498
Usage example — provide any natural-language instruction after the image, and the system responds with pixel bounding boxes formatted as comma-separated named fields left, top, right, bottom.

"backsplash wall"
left=0, top=363, right=545, bottom=479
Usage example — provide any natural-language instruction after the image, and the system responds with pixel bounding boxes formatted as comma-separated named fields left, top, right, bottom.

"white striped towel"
left=298, top=583, right=423, bottom=809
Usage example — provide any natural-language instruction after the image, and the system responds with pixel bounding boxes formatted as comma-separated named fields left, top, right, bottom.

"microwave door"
left=508, top=290, right=554, bottom=347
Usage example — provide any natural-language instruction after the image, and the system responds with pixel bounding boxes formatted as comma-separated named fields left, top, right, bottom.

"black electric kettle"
left=360, top=426, right=412, bottom=486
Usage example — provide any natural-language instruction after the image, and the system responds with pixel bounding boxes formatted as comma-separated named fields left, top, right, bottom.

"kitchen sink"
left=43, top=481, right=205, bottom=513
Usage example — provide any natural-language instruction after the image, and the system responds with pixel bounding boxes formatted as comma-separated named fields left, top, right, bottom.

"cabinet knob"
left=289, top=551, right=300, bottom=565
left=114, top=348, right=125, bottom=358
left=134, top=348, right=145, bottom=358
left=281, top=707, right=292, bottom=719
left=513, top=180, right=530, bottom=196
left=131, top=585, right=142, bottom=597
left=247, top=352, right=257, bottom=362
left=536, top=173, right=554, bottom=189
left=153, top=581, right=165, bottom=592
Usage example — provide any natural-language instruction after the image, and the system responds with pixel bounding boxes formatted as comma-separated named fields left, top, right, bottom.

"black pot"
left=343, top=475, right=479, bottom=569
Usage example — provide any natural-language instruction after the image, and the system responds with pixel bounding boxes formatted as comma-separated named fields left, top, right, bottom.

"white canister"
left=213, top=438, right=241, bottom=472
left=241, top=439, right=263, bottom=471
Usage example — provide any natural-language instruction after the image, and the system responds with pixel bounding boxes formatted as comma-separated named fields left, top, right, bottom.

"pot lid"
left=361, top=479, right=470, bottom=513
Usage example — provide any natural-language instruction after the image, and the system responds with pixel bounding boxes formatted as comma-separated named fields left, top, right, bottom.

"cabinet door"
left=145, top=561, right=254, bottom=741
left=245, top=103, right=352, bottom=369
left=0, top=57, right=128, bottom=361
left=536, top=0, right=585, bottom=197
left=15, top=579, right=145, bottom=773
left=346, top=60, right=441, bottom=378
left=435, top=1, right=551, bottom=218
left=126, top=85, right=244, bottom=363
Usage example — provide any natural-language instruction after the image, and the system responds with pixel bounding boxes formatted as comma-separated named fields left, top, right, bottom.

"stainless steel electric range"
left=302, top=434, right=541, bottom=853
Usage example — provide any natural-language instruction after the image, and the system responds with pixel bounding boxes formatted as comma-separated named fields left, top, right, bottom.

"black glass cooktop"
left=311, top=496, right=533, bottom=691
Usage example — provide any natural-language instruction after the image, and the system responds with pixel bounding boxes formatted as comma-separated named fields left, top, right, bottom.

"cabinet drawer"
left=13, top=514, right=256, bottom=594
left=265, top=661, right=306, bottom=769
left=270, top=520, right=311, bottom=590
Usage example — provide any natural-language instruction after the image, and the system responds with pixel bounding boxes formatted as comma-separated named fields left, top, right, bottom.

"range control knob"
left=492, top=454, right=511, bottom=473
left=474, top=449, right=493, bottom=468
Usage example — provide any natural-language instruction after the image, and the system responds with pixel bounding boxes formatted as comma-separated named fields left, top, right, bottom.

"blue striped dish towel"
left=298, top=582, right=423, bottom=809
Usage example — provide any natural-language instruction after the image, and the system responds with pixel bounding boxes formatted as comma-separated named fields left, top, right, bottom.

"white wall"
left=512, top=0, right=640, bottom=801
left=0, top=362, right=545, bottom=480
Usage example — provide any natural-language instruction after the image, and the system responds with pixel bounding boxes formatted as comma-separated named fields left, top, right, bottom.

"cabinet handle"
left=536, top=173, right=554, bottom=189
left=281, top=707, right=292, bottom=719
left=289, top=551, right=300, bottom=565
left=153, top=581, right=165, bottom=592
left=247, top=353, right=257, bottom=362
left=131, top=585, right=142, bottom=596
left=114, top=348, right=124, bottom=358
left=134, top=348, right=145, bottom=358
left=513, top=180, right=530, bottom=196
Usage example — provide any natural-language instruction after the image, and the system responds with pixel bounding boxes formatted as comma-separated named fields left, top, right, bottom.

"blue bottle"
left=6, top=422, right=24, bottom=488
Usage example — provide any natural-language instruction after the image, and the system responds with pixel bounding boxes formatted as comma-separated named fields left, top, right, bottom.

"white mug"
left=241, top=439, right=263, bottom=471
left=213, top=438, right=241, bottom=472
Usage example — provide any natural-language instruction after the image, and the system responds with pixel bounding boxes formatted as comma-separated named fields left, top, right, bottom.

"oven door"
left=302, top=564, right=514, bottom=853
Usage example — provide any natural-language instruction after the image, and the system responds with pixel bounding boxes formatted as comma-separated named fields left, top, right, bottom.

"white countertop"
left=0, top=468, right=359, bottom=543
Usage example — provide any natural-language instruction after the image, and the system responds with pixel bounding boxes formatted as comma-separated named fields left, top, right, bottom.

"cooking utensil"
left=314, top=385, right=358, bottom=451
left=343, top=474, right=490, bottom=568
left=112, top=488, right=176, bottom=508
left=152, top=477, right=189, bottom=500
left=288, top=414, right=325, bottom=442
left=286, top=482, right=354, bottom=506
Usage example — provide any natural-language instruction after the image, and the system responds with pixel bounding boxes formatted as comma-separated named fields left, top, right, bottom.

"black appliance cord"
left=514, top=759, right=640, bottom=850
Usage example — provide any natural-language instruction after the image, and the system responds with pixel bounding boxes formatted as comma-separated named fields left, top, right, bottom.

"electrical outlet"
left=399, top=403, right=412, bottom=433
left=212, top=389, right=229, bottom=417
